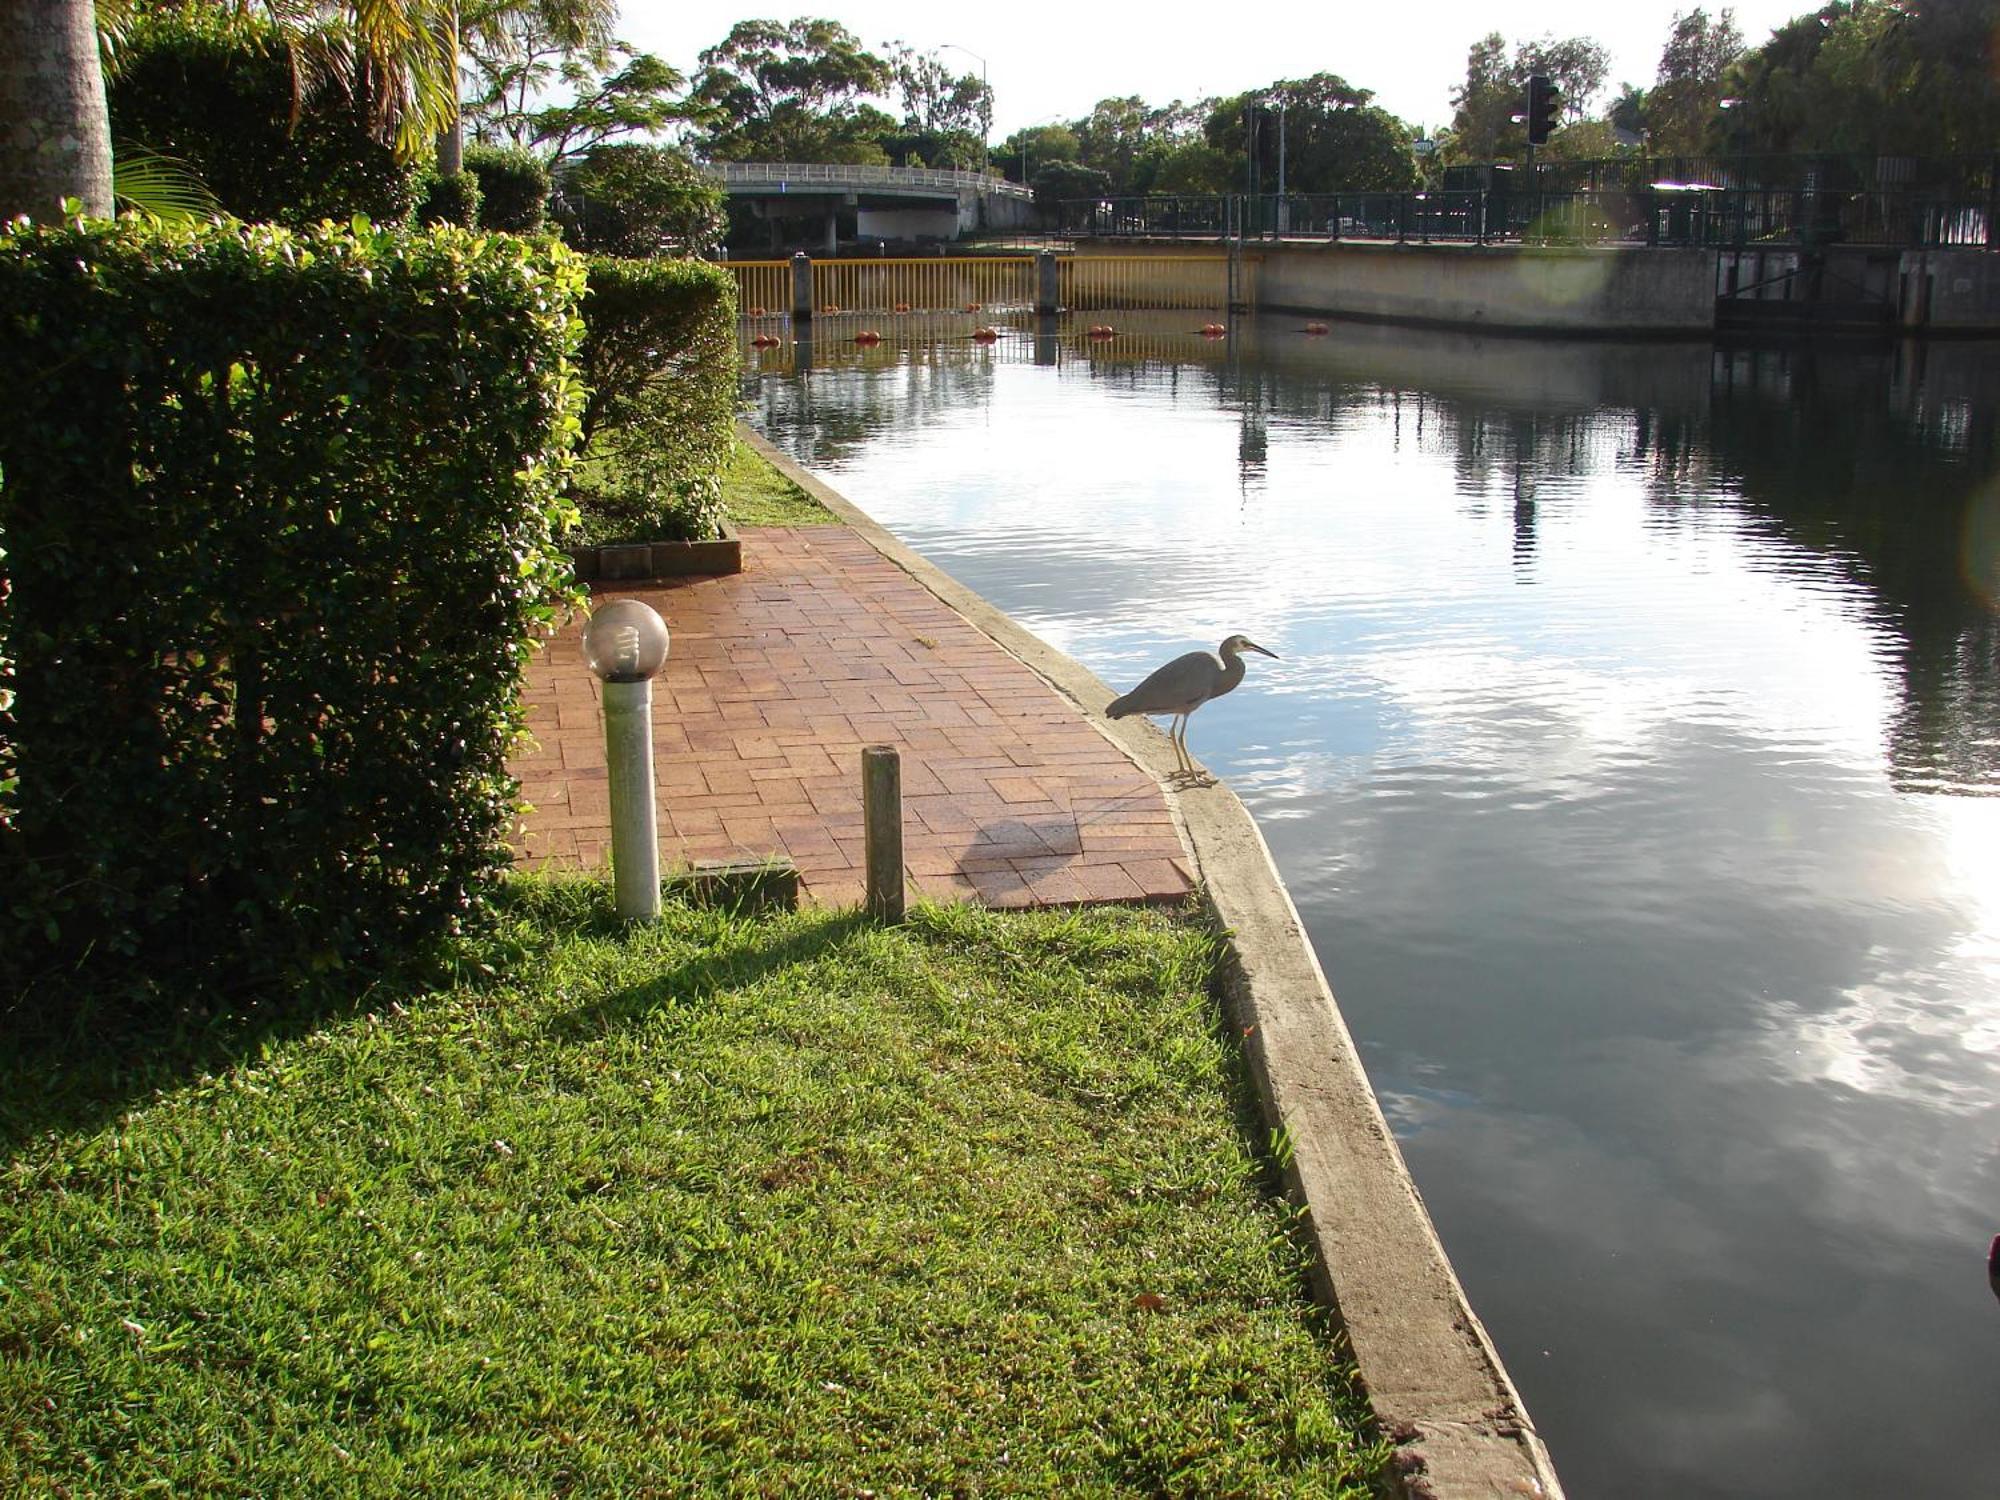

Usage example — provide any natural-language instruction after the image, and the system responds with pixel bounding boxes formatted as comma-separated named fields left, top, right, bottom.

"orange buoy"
left=1200, top=322, right=1227, bottom=338
left=853, top=329, right=882, bottom=345
left=751, top=333, right=781, bottom=348
left=747, top=305, right=767, bottom=318
left=894, top=302, right=911, bottom=313
left=821, top=304, right=841, bottom=315
left=1087, top=323, right=1116, bottom=339
left=964, top=301, right=982, bottom=313
left=1303, top=321, right=1330, bottom=335
left=972, top=325, right=999, bottom=343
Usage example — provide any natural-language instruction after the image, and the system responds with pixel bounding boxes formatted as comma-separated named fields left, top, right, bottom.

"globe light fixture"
left=581, top=599, right=670, bottom=920
left=581, top=598, right=670, bottom=683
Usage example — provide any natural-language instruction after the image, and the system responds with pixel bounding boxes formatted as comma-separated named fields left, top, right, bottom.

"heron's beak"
left=1246, top=641, right=1278, bottom=659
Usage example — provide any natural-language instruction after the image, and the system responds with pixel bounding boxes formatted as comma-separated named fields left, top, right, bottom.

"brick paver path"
left=513, top=526, right=1195, bottom=908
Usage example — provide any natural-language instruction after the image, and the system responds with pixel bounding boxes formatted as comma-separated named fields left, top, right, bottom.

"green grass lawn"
left=1, top=883, right=1388, bottom=1495
left=720, top=435, right=838, bottom=528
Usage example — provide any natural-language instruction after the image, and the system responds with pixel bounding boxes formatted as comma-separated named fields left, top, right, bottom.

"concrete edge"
left=740, top=423, right=1566, bottom=1499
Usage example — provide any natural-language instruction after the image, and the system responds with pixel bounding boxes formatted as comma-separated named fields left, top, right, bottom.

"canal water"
left=743, top=312, right=2000, bottom=1499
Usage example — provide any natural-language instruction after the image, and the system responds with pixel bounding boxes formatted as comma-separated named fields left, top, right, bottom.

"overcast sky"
left=616, top=0, right=1813, bottom=140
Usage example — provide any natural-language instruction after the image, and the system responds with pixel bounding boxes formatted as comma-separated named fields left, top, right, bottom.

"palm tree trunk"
left=0, top=0, right=115, bottom=220
left=434, top=1, right=462, bottom=175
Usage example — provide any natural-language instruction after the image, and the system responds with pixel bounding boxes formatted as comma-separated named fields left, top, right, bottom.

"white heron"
left=1105, top=634, right=1278, bottom=785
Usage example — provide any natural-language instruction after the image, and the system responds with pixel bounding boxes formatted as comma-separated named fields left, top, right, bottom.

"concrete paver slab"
left=512, top=526, right=1195, bottom=910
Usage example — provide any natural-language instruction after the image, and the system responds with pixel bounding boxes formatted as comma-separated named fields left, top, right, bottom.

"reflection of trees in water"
left=1698, top=344, right=2000, bottom=795
left=1219, top=332, right=2000, bottom=794
left=752, top=321, right=2000, bottom=794
left=752, top=340, right=1001, bottom=469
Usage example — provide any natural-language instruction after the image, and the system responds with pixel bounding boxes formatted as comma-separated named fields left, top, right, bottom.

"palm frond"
left=112, top=148, right=224, bottom=225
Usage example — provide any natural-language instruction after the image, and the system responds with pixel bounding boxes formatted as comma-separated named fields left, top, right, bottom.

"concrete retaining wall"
left=1900, top=247, right=2000, bottom=331
left=1253, top=240, right=1717, bottom=335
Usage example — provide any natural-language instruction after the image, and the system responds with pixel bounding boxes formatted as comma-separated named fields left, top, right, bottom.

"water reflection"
left=746, top=316, right=2000, bottom=1500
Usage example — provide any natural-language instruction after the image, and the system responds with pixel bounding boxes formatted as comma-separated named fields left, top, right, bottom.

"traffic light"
left=1526, top=74, right=1560, bottom=147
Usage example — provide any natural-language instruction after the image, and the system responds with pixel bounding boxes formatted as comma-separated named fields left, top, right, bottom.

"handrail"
left=706, top=161, right=1033, bottom=201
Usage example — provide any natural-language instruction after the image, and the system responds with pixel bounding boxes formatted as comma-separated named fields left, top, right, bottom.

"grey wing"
left=1109, top=651, right=1218, bottom=717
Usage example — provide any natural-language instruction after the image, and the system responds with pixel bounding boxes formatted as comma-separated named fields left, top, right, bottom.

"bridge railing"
left=707, top=161, right=1034, bottom=202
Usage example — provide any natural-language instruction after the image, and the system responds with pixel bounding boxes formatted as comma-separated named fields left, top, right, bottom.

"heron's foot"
left=1166, top=767, right=1217, bottom=789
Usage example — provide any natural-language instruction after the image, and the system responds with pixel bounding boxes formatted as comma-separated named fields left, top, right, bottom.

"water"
left=746, top=313, right=2000, bottom=1499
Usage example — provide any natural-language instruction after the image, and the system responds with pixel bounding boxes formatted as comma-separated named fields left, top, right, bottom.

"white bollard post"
left=580, top=599, right=671, bottom=923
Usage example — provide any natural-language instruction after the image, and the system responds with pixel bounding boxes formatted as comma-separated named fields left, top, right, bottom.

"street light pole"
left=941, top=42, right=989, bottom=174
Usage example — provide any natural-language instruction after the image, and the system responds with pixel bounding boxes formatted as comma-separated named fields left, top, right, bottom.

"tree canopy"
left=1448, top=31, right=1610, bottom=161
left=1714, top=0, right=2000, bottom=159
left=1206, top=75, right=1418, bottom=193
left=690, top=17, right=894, bottom=163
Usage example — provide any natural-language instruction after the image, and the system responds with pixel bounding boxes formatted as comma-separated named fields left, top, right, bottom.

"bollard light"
left=581, top=598, right=670, bottom=683
left=581, top=599, right=669, bottom=921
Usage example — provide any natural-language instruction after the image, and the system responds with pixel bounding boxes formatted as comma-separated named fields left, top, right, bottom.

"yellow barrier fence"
left=731, top=255, right=1249, bottom=320
left=809, top=257, right=1036, bottom=314
left=726, top=261, right=791, bottom=320
left=1060, top=255, right=1231, bottom=311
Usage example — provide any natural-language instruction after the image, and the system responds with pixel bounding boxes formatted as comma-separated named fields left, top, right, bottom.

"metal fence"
left=1050, top=186, right=1995, bottom=250
left=728, top=260, right=791, bottom=318
left=1059, top=254, right=1231, bottom=310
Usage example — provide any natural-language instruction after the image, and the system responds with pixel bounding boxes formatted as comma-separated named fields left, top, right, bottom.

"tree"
left=1030, top=158, right=1109, bottom=213
left=1718, top=0, right=2000, bottom=160
left=886, top=43, right=989, bottom=139
left=1448, top=30, right=1611, bottom=162
left=0, top=0, right=114, bottom=218
left=1449, top=33, right=1522, bottom=160
left=481, top=45, right=689, bottom=165
left=453, top=0, right=616, bottom=168
left=690, top=18, right=894, bottom=163
left=1648, top=7, right=1744, bottom=155
left=1515, top=35, right=1611, bottom=123
left=1207, top=75, right=1417, bottom=193
left=997, top=121, right=1077, bottom=184
left=1607, top=81, right=1649, bottom=144
left=551, top=142, right=724, bottom=256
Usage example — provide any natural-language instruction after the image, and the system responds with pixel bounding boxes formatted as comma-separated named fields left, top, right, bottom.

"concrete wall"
left=857, top=205, right=958, bottom=242
left=1250, top=241, right=1717, bottom=335
left=1898, top=248, right=2000, bottom=331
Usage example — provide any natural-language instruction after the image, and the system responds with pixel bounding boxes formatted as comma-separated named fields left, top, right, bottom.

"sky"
left=615, top=0, right=1815, bottom=141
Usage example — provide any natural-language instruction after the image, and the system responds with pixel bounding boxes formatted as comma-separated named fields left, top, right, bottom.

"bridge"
left=706, top=162, right=1036, bottom=252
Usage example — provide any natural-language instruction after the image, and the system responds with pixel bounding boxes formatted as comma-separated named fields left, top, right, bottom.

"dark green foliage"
left=1207, top=75, right=1419, bottom=193
left=465, top=143, right=550, bottom=231
left=106, top=7, right=418, bottom=227
left=0, top=216, right=588, bottom=1011
left=550, top=143, right=725, bottom=258
left=415, top=165, right=483, bottom=227
left=571, top=255, right=738, bottom=545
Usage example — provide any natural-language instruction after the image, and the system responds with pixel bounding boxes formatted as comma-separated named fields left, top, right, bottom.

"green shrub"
left=415, top=165, right=483, bottom=227
left=571, top=255, right=738, bottom=544
left=0, top=216, right=587, bottom=1011
left=552, top=144, right=726, bottom=258
left=466, top=143, right=550, bottom=232
left=106, top=7, right=418, bottom=227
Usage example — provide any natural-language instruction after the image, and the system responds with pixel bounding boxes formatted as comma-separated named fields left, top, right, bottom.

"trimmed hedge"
left=571, top=256, right=738, bottom=545
left=466, top=143, right=551, bottom=232
left=416, top=165, right=483, bottom=228
left=107, top=7, right=417, bottom=228
left=0, top=216, right=587, bottom=1009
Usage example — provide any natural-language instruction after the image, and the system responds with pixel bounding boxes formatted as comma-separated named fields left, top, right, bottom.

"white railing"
left=707, top=161, right=1033, bottom=201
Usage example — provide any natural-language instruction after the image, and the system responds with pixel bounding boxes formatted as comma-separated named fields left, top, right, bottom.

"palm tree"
left=0, top=0, right=115, bottom=219
left=1, top=1, right=590, bottom=221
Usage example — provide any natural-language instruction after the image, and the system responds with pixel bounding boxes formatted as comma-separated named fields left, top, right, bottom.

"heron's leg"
left=1173, top=715, right=1191, bottom=775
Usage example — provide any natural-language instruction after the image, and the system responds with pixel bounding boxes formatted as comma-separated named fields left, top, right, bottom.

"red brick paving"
left=512, top=526, right=1195, bottom=909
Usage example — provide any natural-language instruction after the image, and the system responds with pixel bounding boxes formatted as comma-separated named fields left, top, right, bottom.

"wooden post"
left=862, top=745, right=904, bottom=923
